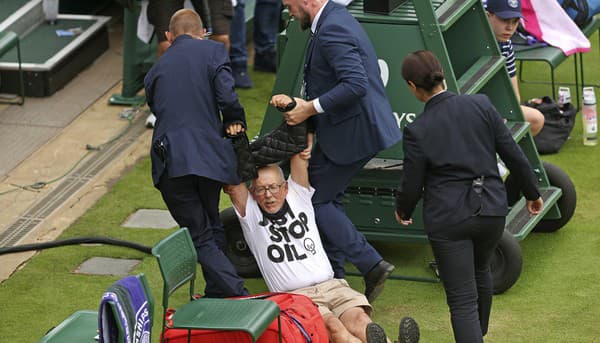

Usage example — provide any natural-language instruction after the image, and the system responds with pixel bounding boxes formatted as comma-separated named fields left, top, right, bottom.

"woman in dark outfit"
left=394, top=50, right=544, bottom=343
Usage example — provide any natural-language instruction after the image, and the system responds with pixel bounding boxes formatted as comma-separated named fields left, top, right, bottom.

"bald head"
left=253, top=165, right=285, bottom=188
left=169, top=9, right=204, bottom=38
left=250, top=164, right=288, bottom=214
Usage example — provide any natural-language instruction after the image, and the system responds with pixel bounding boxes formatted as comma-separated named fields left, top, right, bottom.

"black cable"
left=0, top=237, right=152, bottom=256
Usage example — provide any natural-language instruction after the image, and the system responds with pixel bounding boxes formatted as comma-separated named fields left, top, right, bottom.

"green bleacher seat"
left=515, top=17, right=600, bottom=109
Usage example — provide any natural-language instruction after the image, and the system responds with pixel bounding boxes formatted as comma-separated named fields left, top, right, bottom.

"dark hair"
left=401, top=50, right=445, bottom=92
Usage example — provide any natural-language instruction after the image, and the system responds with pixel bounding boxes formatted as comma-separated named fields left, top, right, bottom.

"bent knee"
left=324, top=315, right=347, bottom=335
left=522, top=106, right=545, bottom=134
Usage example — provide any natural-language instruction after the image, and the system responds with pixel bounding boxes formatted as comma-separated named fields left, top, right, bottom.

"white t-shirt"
left=235, top=178, right=334, bottom=292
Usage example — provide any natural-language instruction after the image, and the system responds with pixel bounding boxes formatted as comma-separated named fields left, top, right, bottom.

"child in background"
left=484, top=0, right=545, bottom=136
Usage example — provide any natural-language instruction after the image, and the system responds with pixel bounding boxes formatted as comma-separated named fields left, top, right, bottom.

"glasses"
left=252, top=182, right=286, bottom=196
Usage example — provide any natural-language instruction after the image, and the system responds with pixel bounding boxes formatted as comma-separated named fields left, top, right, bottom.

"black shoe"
left=364, top=260, right=395, bottom=303
left=253, top=50, right=276, bottom=73
left=232, top=64, right=253, bottom=89
left=398, top=317, right=420, bottom=343
left=366, top=322, right=387, bottom=343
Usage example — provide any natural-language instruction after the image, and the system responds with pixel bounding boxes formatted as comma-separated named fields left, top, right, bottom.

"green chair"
left=0, top=30, right=25, bottom=105
left=152, top=228, right=281, bottom=343
left=38, top=310, right=98, bottom=343
left=516, top=17, right=600, bottom=109
left=38, top=273, right=153, bottom=343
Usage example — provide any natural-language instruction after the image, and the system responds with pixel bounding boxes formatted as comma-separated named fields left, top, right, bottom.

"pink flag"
left=521, top=0, right=590, bottom=55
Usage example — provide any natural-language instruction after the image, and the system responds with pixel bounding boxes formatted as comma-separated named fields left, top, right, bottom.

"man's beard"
left=297, top=8, right=311, bottom=31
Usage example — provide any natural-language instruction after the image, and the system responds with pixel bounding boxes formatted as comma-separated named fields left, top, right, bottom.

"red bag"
left=162, top=292, right=329, bottom=343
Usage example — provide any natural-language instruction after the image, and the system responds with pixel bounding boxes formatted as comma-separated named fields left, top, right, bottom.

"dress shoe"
left=364, top=260, right=395, bottom=303
left=253, top=50, right=276, bottom=73
left=366, top=322, right=387, bottom=343
left=398, top=317, right=420, bottom=343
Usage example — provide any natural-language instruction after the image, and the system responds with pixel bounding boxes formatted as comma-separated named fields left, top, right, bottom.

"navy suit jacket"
left=395, top=92, right=540, bottom=231
left=304, top=1, right=401, bottom=165
left=144, top=35, right=244, bottom=186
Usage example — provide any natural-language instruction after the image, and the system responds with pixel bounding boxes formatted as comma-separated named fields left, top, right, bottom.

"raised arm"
left=223, top=183, right=249, bottom=217
left=289, top=132, right=313, bottom=189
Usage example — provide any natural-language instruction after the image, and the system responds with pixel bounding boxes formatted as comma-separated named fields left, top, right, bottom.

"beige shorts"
left=292, top=279, right=372, bottom=318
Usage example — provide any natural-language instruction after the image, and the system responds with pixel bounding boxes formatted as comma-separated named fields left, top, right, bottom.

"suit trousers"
left=309, top=144, right=382, bottom=278
left=428, top=216, right=505, bottom=343
left=158, top=174, right=248, bottom=298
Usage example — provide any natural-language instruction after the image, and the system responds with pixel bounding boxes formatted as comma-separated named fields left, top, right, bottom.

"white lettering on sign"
left=393, top=111, right=416, bottom=128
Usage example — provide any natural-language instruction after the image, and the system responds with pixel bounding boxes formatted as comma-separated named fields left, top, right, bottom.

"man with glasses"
left=224, top=136, right=419, bottom=343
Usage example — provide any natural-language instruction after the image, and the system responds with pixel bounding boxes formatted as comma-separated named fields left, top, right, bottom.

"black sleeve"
left=395, top=126, right=427, bottom=219
left=489, top=102, right=540, bottom=200
left=211, top=44, right=247, bottom=128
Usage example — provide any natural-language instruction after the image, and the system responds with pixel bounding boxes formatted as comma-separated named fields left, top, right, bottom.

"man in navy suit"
left=272, top=0, right=402, bottom=303
left=144, top=8, right=248, bottom=298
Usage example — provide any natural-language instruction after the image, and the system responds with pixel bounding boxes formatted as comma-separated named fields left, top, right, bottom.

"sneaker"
left=398, top=317, right=420, bottom=343
left=364, top=260, right=395, bottom=303
left=232, top=64, right=253, bottom=89
left=253, top=50, right=276, bottom=73
left=366, top=322, right=387, bottom=343
left=145, top=113, right=156, bottom=128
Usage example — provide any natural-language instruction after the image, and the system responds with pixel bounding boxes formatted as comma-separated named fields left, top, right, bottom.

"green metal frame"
left=262, top=0, right=567, bottom=259
left=516, top=17, right=600, bottom=110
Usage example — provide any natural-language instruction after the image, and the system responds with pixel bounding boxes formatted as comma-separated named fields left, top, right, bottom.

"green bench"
left=38, top=310, right=98, bottom=343
left=515, top=16, right=600, bottom=109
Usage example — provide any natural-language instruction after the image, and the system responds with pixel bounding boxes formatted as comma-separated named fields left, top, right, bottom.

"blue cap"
left=484, top=0, right=522, bottom=19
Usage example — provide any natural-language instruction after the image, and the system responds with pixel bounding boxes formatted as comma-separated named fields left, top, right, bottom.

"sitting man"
left=484, top=0, right=545, bottom=136
left=224, top=134, right=419, bottom=343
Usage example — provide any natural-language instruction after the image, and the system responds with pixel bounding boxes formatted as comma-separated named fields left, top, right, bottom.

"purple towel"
left=99, top=276, right=151, bottom=343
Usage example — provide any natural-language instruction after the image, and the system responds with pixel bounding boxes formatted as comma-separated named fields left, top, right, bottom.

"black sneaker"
left=364, top=260, right=395, bottom=303
left=366, top=322, right=387, bottom=343
left=398, top=317, right=420, bottom=343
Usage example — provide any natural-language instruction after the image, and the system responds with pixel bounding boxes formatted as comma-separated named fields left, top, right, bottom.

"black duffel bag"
left=525, top=96, right=577, bottom=154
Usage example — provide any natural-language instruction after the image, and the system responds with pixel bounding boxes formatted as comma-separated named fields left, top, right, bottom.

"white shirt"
left=235, top=178, right=334, bottom=292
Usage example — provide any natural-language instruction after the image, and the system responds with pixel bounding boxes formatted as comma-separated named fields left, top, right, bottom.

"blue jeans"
left=254, top=0, right=281, bottom=55
left=229, top=0, right=281, bottom=64
left=229, top=0, right=247, bottom=66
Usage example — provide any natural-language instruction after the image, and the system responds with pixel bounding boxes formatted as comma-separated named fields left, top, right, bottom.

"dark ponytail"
left=401, top=50, right=445, bottom=92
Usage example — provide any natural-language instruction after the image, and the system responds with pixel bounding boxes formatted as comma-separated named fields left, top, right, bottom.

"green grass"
left=2, top=31, right=600, bottom=342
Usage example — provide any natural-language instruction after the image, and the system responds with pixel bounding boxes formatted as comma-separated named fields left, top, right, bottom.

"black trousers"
left=428, top=216, right=505, bottom=343
left=158, top=174, right=247, bottom=298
